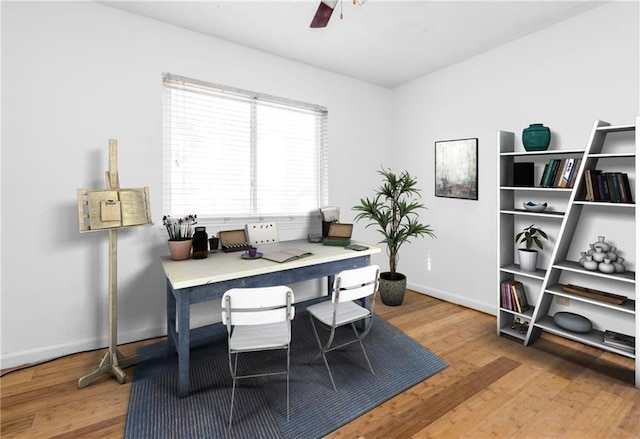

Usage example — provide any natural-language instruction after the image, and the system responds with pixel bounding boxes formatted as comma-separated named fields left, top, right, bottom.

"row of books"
left=584, top=170, right=634, bottom=203
left=500, top=280, right=530, bottom=313
left=603, top=329, right=635, bottom=353
left=539, top=157, right=582, bottom=188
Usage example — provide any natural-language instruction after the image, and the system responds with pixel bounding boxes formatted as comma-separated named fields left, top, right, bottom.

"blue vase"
left=522, top=123, right=550, bottom=151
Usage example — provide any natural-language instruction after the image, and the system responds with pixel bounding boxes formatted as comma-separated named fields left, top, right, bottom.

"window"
left=162, top=73, right=329, bottom=221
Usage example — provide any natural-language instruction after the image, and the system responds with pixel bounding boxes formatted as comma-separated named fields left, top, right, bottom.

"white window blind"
left=163, top=73, right=329, bottom=220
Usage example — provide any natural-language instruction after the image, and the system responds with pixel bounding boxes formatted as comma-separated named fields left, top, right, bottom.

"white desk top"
left=160, top=239, right=381, bottom=290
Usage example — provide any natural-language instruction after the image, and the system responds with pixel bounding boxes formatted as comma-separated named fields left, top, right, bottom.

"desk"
left=160, top=239, right=380, bottom=397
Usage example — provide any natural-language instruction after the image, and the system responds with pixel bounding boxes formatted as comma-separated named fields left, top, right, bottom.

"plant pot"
left=168, top=239, right=193, bottom=261
left=379, top=272, right=407, bottom=306
left=518, top=249, right=538, bottom=272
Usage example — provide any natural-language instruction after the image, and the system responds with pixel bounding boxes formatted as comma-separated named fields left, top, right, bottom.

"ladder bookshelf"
left=497, top=118, right=638, bottom=388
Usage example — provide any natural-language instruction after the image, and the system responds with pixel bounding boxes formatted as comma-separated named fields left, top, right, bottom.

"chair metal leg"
left=309, top=313, right=337, bottom=391
left=351, top=322, right=374, bottom=375
left=228, top=352, right=239, bottom=429
left=286, top=346, right=291, bottom=421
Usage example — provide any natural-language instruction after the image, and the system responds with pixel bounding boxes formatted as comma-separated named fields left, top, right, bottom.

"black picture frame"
left=435, top=138, right=478, bottom=200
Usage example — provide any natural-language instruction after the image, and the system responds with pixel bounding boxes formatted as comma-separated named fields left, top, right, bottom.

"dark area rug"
left=125, top=309, right=447, bottom=439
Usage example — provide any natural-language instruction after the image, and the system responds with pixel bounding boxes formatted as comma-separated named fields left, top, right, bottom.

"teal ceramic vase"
left=522, top=123, right=551, bottom=151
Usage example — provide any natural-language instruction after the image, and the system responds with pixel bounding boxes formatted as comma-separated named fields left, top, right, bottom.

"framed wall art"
left=435, top=137, right=478, bottom=200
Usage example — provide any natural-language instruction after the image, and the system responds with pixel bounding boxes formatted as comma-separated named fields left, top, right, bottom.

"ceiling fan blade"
left=310, top=0, right=338, bottom=28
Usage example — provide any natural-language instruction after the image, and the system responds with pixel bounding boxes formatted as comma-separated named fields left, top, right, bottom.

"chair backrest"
left=221, top=286, right=295, bottom=327
left=332, top=265, right=380, bottom=304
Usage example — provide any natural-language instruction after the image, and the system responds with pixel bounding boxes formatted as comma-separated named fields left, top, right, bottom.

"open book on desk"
left=262, top=248, right=313, bottom=263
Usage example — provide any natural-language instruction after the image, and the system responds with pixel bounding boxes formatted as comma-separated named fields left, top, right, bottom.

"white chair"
left=221, top=286, right=295, bottom=428
left=307, top=264, right=380, bottom=391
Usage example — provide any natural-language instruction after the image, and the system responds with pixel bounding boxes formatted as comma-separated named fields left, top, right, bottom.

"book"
left=262, top=248, right=313, bottom=263
left=596, top=172, right=608, bottom=201
left=499, top=280, right=529, bottom=313
left=552, top=158, right=567, bottom=187
left=120, top=189, right=151, bottom=226
left=540, top=159, right=556, bottom=187
left=83, top=188, right=151, bottom=231
left=500, top=280, right=511, bottom=310
left=619, top=173, right=634, bottom=203
left=544, top=159, right=560, bottom=188
left=559, top=158, right=574, bottom=188
left=568, top=158, right=581, bottom=188
left=538, top=163, right=549, bottom=187
left=87, top=190, right=121, bottom=230
left=510, top=281, right=529, bottom=313
left=609, top=172, right=622, bottom=202
left=618, top=172, right=633, bottom=203
left=584, top=169, right=594, bottom=201
left=605, top=173, right=617, bottom=202
left=603, top=329, right=635, bottom=352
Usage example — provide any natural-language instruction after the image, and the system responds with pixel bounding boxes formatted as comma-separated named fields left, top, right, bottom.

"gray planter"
left=379, top=272, right=407, bottom=306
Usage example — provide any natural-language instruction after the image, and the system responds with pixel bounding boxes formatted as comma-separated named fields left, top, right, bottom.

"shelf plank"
left=500, top=186, right=574, bottom=192
left=535, top=316, right=635, bottom=359
left=573, top=200, right=635, bottom=208
left=588, top=152, right=636, bottom=158
left=499, top=325, right=527, bottom=340
left=596, top=124, right=635, bottom=133
left=499, top=306, right=535, bottom=319
left=553, top=260, right=636, bottom=284
left=500, top=209, right=565, bottom=218
left=545, top=284, right=635, bottom=314
left=500, top=149, right=584, bottom=157
left=500, top=264, right=546, bottom=280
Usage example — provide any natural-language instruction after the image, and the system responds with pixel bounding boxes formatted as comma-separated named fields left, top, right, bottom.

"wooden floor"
left=2, top=291, right=639, bottom=438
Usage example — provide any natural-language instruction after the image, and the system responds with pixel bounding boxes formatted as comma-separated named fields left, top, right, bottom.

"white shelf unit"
left=497, top=133, right=584, bottom=342
left=498, top=118, right=639, bottom=388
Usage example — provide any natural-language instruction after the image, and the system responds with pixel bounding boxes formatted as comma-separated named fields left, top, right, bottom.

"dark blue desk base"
left=166, top=254, right=371, bottom=398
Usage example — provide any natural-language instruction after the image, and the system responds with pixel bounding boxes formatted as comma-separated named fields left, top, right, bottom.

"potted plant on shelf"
left=163, top=214, right=197, bottom=261
left=515, top=224, right=548, bottom=272
left=353, top=167, right=436, bottom=306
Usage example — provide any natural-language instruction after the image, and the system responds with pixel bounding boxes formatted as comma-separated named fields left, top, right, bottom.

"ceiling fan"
left=310, top=0, right=366, bottom=28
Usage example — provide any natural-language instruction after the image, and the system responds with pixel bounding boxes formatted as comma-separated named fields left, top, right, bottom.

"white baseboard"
left=0, top=325, right=166, bottom=371
left=407, top=281, right=496, bottom=316
left=3, top=282, right=488, bottom=370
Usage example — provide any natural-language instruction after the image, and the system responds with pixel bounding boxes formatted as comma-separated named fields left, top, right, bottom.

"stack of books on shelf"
left=603, top=329, right=635, bottom=353
left=539, top=158, right=582, bottom=188
left=584, top=170, right=634, bottom=203
left=500, top=280, right=530, bottom=313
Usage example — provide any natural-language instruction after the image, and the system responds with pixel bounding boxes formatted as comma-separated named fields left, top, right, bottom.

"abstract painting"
left=435, top=138, right=478, bottom=200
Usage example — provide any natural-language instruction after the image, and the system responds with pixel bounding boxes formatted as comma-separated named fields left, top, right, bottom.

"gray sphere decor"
left=379, top=273, right=407, bottom=306
left=553, top=311, right=593, bottom=333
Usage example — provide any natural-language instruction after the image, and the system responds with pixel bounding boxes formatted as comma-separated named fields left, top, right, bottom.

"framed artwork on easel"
left=435, top=137, right=478, bottom=200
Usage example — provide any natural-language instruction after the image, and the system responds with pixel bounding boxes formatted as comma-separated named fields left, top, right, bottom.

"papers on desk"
left=262, top=248, right=313, bottom=263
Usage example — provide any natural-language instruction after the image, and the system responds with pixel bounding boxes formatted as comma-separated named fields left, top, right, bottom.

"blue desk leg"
left=166, top=280, right=176, bottom=356
left=177, top=290, right=191, bottom=398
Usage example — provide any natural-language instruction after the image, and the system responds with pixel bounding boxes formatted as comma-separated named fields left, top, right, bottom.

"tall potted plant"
left=515, top=224, right=548, bottom=272
left=353, top=167, right=435, bottom=306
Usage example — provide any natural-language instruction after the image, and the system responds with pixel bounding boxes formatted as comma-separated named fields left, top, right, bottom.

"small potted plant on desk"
left=163, top=214, right=197, bottom=261
left=515, top=224, right=548, bottom=272
left=353, top=167, right=436, bottom=306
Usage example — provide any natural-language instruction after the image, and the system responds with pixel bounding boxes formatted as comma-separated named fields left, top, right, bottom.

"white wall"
left=2, top=1, right=638, bottom=370
left=0, top=2, right=393, bottom=368
left=392, top=1, right=639, bottom=313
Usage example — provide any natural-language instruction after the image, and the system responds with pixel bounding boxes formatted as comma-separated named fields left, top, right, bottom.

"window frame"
left=162, top=73, right=329, bottom=226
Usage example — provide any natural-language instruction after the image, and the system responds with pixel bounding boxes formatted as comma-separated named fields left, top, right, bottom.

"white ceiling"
left=101, top=0, right=607, bottom=88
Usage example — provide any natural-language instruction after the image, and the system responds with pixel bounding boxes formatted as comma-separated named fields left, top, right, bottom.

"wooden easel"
left=76, top=140, right=152, bottom=388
